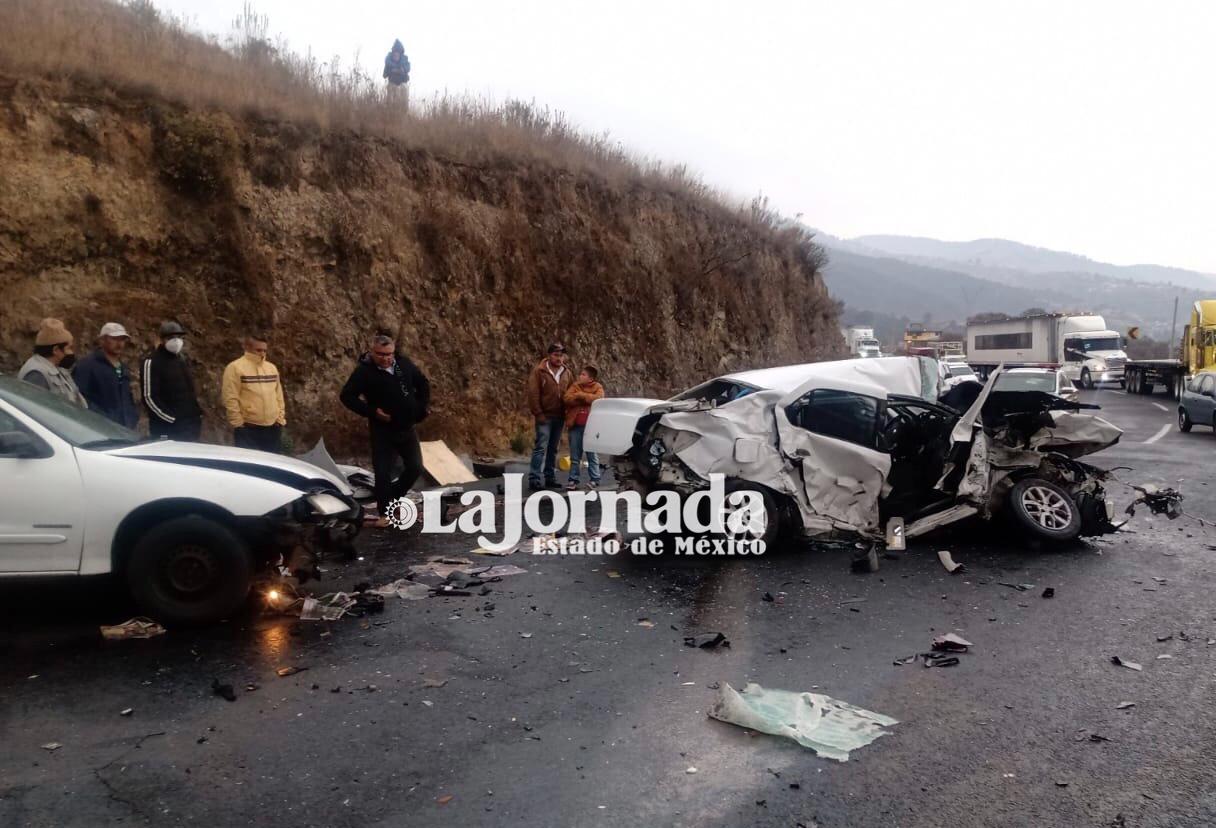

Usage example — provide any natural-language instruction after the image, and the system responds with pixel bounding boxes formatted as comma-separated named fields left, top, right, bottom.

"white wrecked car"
left=584, top=357, right=1123, bottom=545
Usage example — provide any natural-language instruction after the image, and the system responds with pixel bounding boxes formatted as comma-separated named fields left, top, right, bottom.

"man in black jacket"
left=142, top=320, right=203, bottom=441
left=340, top=334, right=431, bottom=527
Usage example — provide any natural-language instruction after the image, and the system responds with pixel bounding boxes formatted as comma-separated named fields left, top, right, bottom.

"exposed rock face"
left=0, top=76, right=842, bottom=456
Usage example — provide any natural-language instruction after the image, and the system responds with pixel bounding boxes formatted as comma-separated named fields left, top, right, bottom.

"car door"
left=775, top=386, right=890, bottom=534
left=0, top=403, right=86, bottom=572
left=1198, top=375, right=1216, bottom=426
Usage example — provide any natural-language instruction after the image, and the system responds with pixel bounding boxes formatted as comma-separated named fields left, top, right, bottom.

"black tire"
left=1080, top=369, right=1093, bottom=390
left=1125, top=372, right=1137, bottom=394
left=126, top=515, right=253, bottom=625
left=718, top=481, right=782, bottom=548
left=1172, top=374, right=1185, bottom=400
left=1008, top=478, right=1082, bottom=542
left=1178, top=407, right=1192, bottom=432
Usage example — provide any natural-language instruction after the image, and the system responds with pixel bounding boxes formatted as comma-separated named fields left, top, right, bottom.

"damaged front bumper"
left=250, top=490, right=362, bottom=582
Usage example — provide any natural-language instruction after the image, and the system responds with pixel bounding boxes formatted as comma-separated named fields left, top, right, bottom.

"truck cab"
left=1060, top=326, right=1128, bottom=389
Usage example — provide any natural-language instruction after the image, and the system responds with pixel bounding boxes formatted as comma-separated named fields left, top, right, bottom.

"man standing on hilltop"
left=526, top=342, right=573, bottom=491
left=222, top=334, right=286, bottom=453
left=340, top=334, right=430, bottom=529
left=383, top=38, right=411, bottom=110
left=142, top=321, right=203, bottom=441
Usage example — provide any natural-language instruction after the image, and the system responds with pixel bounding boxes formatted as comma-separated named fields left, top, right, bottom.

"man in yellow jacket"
left=222, top=334, right=286, bottom=453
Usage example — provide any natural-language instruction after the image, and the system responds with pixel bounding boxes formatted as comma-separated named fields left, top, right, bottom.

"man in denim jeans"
left=526, top=342, right=573, bottom=490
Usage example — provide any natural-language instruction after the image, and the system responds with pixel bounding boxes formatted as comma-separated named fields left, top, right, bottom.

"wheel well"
left=111, top=499, right=239, bottom=575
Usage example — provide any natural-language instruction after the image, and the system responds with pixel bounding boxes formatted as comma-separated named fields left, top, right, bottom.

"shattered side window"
left=672, top=379, right=759, bottom=406
left=788, top=389, right=881, bottom=449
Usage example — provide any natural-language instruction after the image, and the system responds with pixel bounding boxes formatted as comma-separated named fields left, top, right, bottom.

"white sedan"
left=994, top=367, right=1079, bottom=402
left=0, top=377, right=360, bottom=624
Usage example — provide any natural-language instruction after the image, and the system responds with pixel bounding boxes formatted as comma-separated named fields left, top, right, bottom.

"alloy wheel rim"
left=1020, top=485, right=1073, bottom=531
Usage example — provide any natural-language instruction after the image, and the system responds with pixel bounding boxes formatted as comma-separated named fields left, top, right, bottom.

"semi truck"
left=1124, top=299, right=1216, bottom=399
left=965, top=313, right=1127, bottom=389
left=843, top=326, right=882, bottom=358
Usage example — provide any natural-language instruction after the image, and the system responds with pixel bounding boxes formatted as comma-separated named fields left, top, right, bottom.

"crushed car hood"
left=108, top=441, right=353, bottom=495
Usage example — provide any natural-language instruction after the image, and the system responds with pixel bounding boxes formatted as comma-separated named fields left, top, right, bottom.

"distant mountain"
left=813, top=230, right=1205, bottom=341
left=836, top=234, right=1216, bottom=291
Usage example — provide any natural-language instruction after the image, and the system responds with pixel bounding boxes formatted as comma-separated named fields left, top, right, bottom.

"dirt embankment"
left=0, top=76, right=842, bottom=457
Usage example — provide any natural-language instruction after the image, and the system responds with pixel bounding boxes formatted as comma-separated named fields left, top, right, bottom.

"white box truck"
left=844, top=326, right=882, bottom=359
left=966, top=314, right=1127, bottom=389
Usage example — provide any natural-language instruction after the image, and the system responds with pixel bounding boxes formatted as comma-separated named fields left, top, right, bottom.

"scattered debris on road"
left=276, top=666, right=308, bottom=678
left=211, top=679, right=236, bottom=702
left=932, top=633, right=973, bottom=652
left=1042, top=587, right=1055, bottom=598
left=100, top=618, right=166, bottom=641
left=1110, top=656, right=1143, bottom=672
left=937, top=550, right=965, bottom=574
left=684, top=632, right=730, bottom=649
left=1116, top=702, right=1136, bottom=710
left=41, top=742, right=62, bottom=752
left=708, top=682, right=897, bottom=761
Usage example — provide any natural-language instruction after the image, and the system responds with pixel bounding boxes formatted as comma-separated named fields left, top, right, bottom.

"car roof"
left=1002, top=367, right=1057, bottom=374
left=721, top=357, right=935, bottom=398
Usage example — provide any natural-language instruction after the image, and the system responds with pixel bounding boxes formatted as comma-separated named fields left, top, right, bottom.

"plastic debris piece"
left=1156, top=654, right=1172, bottom=660
left=686, top=767, right=698, bottom=774
left=708, top=682, right=897, bottom=761
left=436, top=794, right=454, bottom=805
left=41, top=742, right=62, bottom=751
left=120, top=708, right=133, bottom=717
left=937, top=550, right=965, bottom=574
left=683, top=632, right=730, bottom=649
left=637, top=619, right=655, bottom=628
left=211, top=679, right=236, bottom=702
left=932, top=633, right=973, bottom=652
left=370, top=580, right=431, bottom=601
left=922, top=652, right=960, bottom=668
left=100, top=617, right=166, bottom=640
left=276, top=666, right=308, bottom=678
left=422, top=678, right=447, bottom=688
left=1042, top=587, right=1055, bottom=598
left=1116, top=702, right=1135, bottom=710
left=762, top=592, right=775, bottom=603
left=998, top=582, right=1035, bottom=592
left=520, top=633, right=533, bottom=639
left=606, top=570, right=621, bottom=578
left=1110, top=656, right=1142, bottom=671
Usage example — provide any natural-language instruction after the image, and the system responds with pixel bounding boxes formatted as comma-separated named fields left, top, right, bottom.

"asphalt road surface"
left=3, top=385, right=1215, bottom=828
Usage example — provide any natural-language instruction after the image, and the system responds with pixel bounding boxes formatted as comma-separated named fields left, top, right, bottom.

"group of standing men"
left=14, top=317, right=604, bottom=526
left=16, top=317, right=287, bottom=450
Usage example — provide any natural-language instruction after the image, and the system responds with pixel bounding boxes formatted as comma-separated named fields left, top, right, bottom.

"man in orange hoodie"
left=563, top=365, right=605, bottom=490
left=526, top=342, right=573, bottom=490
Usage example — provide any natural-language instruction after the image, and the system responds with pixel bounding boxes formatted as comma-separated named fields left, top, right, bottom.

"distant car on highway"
left=1177, top=371, right=1216, bottom=432
left=994, top=367, right=1078, bottom=402
left=940, top=361, right=980, bottom=389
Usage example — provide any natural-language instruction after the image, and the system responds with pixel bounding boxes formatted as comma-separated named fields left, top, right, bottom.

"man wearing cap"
left=141, top=321, right=203, bottom=441
left=73, top=322, right=140, bottom=428
left=526, top=342, right=573, bottom=490
left=222, top=334, right=286, bottom=453
left=18, top=318, right=87, bottom=408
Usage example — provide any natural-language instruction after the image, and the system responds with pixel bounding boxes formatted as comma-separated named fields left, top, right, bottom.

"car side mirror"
left=0, top=431, right=43, bottom=459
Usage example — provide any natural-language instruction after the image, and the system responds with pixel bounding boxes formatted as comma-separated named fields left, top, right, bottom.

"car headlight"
left=306, top=492, right=350, bottom=517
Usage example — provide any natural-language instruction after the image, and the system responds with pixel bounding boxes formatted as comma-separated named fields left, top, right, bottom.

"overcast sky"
left=156, top=0, right=1216, bottom=273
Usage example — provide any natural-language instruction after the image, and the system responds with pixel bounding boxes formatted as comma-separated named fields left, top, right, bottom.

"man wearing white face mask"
left=141, top=320, right=203, bottom=441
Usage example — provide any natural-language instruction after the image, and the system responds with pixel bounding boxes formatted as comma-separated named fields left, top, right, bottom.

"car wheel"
left=126, top=515, right=253, bottom=625
left=1179, top=407, right=1192, bottom=432
left=1080, top=369, right=1093, bottom=390
left=1125, top=373, right=1137, bottom=394
left=1008, top=478, right=1082, bottom=542
left=716, top=482, right=781, bottom=548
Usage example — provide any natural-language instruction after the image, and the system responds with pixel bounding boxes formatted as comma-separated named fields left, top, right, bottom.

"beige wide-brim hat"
left=34, top=318, right=73, bottom=347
